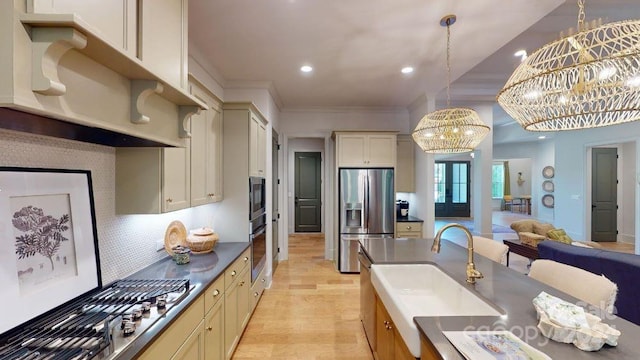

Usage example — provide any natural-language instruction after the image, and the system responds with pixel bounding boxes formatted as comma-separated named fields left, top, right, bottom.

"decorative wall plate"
left=542, top=194, right=555, bottom=208
left=164, top=220, right=187, bottom=255
left=542, top=180, right=554, bottom=192
left=542, top=166, right=555, bottom=179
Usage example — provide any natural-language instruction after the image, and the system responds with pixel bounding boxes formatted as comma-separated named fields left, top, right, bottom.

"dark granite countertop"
left=396, top=215, right=423, bottom=222
left=115, top=241, right=250, bottom=360
left=359, top=237, right=640, bottom=359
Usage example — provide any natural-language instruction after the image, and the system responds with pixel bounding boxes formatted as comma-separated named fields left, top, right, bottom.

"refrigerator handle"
left=364, top=173, right=370, bottom=231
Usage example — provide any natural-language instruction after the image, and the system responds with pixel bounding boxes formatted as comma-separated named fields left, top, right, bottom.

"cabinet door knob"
left=212, top=289, right=220, bottom=297
left=207, top=326, right=213, bottom=331
left=231, top=270, right=237, bottom=276
left=239, top=281, right=245, bottom=287
left=244, top=256, right=249, bottom=262
left=166, top=198, right=173, bottom=203
left=406, top=226, right=412, bottom=230
left=261, top=278, right=266, bottom=283
left=254, top=292, right=259, bottom=297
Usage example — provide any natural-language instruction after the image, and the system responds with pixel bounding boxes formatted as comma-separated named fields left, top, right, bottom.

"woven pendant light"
left=497, top=0, right=640, bottom=131
left=412, top=15, right=490, bottom=154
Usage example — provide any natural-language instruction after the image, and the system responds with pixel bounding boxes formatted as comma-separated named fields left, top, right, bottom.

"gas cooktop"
left=0, top=278, right=192, bottom=360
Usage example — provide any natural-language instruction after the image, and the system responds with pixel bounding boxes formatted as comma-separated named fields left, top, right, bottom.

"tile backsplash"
left=0, top=129, right=220, bottom=284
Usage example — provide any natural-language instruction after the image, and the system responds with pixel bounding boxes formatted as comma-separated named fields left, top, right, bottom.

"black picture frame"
left=0, top=167, right=101, bottom=335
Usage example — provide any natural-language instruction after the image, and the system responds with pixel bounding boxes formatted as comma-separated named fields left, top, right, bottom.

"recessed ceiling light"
left=300, top=65, right=313, bottom=73
left=514, top=49, right=528, bottom=62
left=538, top=135, right=546, bottom=139
left=401, top=67, right=414, bottom=74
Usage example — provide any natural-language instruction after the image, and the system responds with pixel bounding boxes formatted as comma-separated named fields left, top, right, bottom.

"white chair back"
left=528, top=259, right=617, bottom=313
left=472, top=236, right=509, bottom=265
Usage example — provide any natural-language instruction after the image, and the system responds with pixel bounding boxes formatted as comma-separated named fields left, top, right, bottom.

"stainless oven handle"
left=250, top=225, right=267, bottom=239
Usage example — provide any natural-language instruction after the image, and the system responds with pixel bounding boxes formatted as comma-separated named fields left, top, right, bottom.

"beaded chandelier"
left=497, top=0, right=640, bottom=131
left=413, top=15, right=490, bottom=154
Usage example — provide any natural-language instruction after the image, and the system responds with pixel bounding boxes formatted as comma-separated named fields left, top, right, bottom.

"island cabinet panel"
left=375, top=296, right=416, bottom=360
left=420, top=336, right=444, bottom=360
left=335, top=132, right=397, bottom=168
left=27, top=0, right=138, bottom=57
left=360, top=257, right=376, bottom=352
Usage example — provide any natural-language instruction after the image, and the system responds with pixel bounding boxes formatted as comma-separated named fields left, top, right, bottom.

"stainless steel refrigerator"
left=339, top=168, right=394, bottom=272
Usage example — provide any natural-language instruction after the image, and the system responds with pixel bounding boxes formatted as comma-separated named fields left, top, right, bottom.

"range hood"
left=0, top=108, right=174, bottom=147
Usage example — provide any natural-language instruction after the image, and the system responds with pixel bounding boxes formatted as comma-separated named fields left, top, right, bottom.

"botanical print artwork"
left=11, top=194, right=78, bottom=295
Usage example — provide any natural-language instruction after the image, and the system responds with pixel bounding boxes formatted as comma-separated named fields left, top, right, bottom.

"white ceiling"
left=189, top=1, right=640, bottom=122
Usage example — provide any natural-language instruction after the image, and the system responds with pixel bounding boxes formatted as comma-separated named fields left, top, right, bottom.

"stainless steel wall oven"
left=249, top=176, right=266, bottom=221
left=250, top=213, right=267, bottom=283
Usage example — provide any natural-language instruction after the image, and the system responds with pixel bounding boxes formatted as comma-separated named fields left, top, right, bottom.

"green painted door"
left=295, top=152, right=322, bottom=232
left=592, top=148, right=617, bottom=242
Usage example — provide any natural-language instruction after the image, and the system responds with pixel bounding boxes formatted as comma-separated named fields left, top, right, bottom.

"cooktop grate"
left=0, top=278, right=190, bottom=360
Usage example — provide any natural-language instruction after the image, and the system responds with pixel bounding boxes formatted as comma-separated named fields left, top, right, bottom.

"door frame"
left=585, top=143, right=627, bottom=243
left=282, top=135, right=330, bottom=261
left=294, top=151, right=322, bottom=232
left=434, top=160, right=471, bottom=218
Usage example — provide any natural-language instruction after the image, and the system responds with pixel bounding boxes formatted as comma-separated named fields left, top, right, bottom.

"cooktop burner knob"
left=132, top=308, right=143, bottom=320
left=122, top=321, right=136, bottom=337
left=141, top=301, right=151, bottom=312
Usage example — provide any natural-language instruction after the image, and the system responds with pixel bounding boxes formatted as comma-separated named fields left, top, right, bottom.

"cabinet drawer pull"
left=231, top=270, right=237, bottom=276
left=254, top=292, right=259, bottom=297
left=383, top=320, right=389, bottom=325
left=206, top=326, right=213, bottom=331
left=166, top=198, right=173, bottom=203
left=244, top=256, right=249, bottom=262
left=406, top=226, right=412, bottom=230
left=239, top=281, right=245, bottom=287
left=212, top=289, right=220, bottom=297
left=261, top=278, right=266, bottom=283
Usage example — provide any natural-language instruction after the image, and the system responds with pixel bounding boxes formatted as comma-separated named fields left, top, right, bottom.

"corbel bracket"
left=130, top=80, right=164, bottom=124
left=31, top=27, right=87, bottom=95
left=178, top=105, right=201, bottom=138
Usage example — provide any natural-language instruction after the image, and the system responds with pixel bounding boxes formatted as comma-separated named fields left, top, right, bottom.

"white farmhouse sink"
left=371, top=263, right=504, bottom=357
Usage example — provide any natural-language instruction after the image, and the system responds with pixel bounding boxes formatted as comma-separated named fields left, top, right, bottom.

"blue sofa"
left=537, top=241, right=640, bottom=325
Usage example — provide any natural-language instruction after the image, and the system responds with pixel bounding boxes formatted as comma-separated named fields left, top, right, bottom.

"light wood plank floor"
left=232, top=233, right=373, bottom=360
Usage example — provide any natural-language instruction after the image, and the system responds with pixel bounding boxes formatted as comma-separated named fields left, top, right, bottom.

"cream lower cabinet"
left=396, top=221, right=423, bottom=238
left=172, top=320, right=205, bottom=360
left=224, top=266, right=251, bottom=359
left=204, top=295, right=225, bottom=360
left=334, top=132, right=397, bottom=167
left=138, top=296, right=205, bottom=360
left=250, top=267, right=267, bottom=313
left=139, top=249, right=252, bottom=360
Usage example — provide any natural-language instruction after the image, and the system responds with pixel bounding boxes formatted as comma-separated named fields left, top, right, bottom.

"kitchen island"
left=359, top=237, right=640, bottom=359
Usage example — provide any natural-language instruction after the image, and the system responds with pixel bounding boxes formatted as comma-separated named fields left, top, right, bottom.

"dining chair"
left=528, top=259, right=618, bottom=313
left=473, top=236, right=509, bottom=265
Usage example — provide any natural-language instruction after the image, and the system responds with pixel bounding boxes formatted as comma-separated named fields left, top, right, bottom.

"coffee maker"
left=396, top=200, right=409, bottom=218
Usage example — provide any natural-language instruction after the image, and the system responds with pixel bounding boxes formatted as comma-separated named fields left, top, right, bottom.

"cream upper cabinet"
left=190, top=79, right=223, bottom=206
left=396, top=135, right=415, bottom=192
left=335, top=132, right=397, bottom=167
left=27, top=0, right=138, bottom=57
left=249, top=113, right=267, bottom=177
left=116, top=146, right=190, bottom=214
left=138, top=0, right=188, bottom=88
